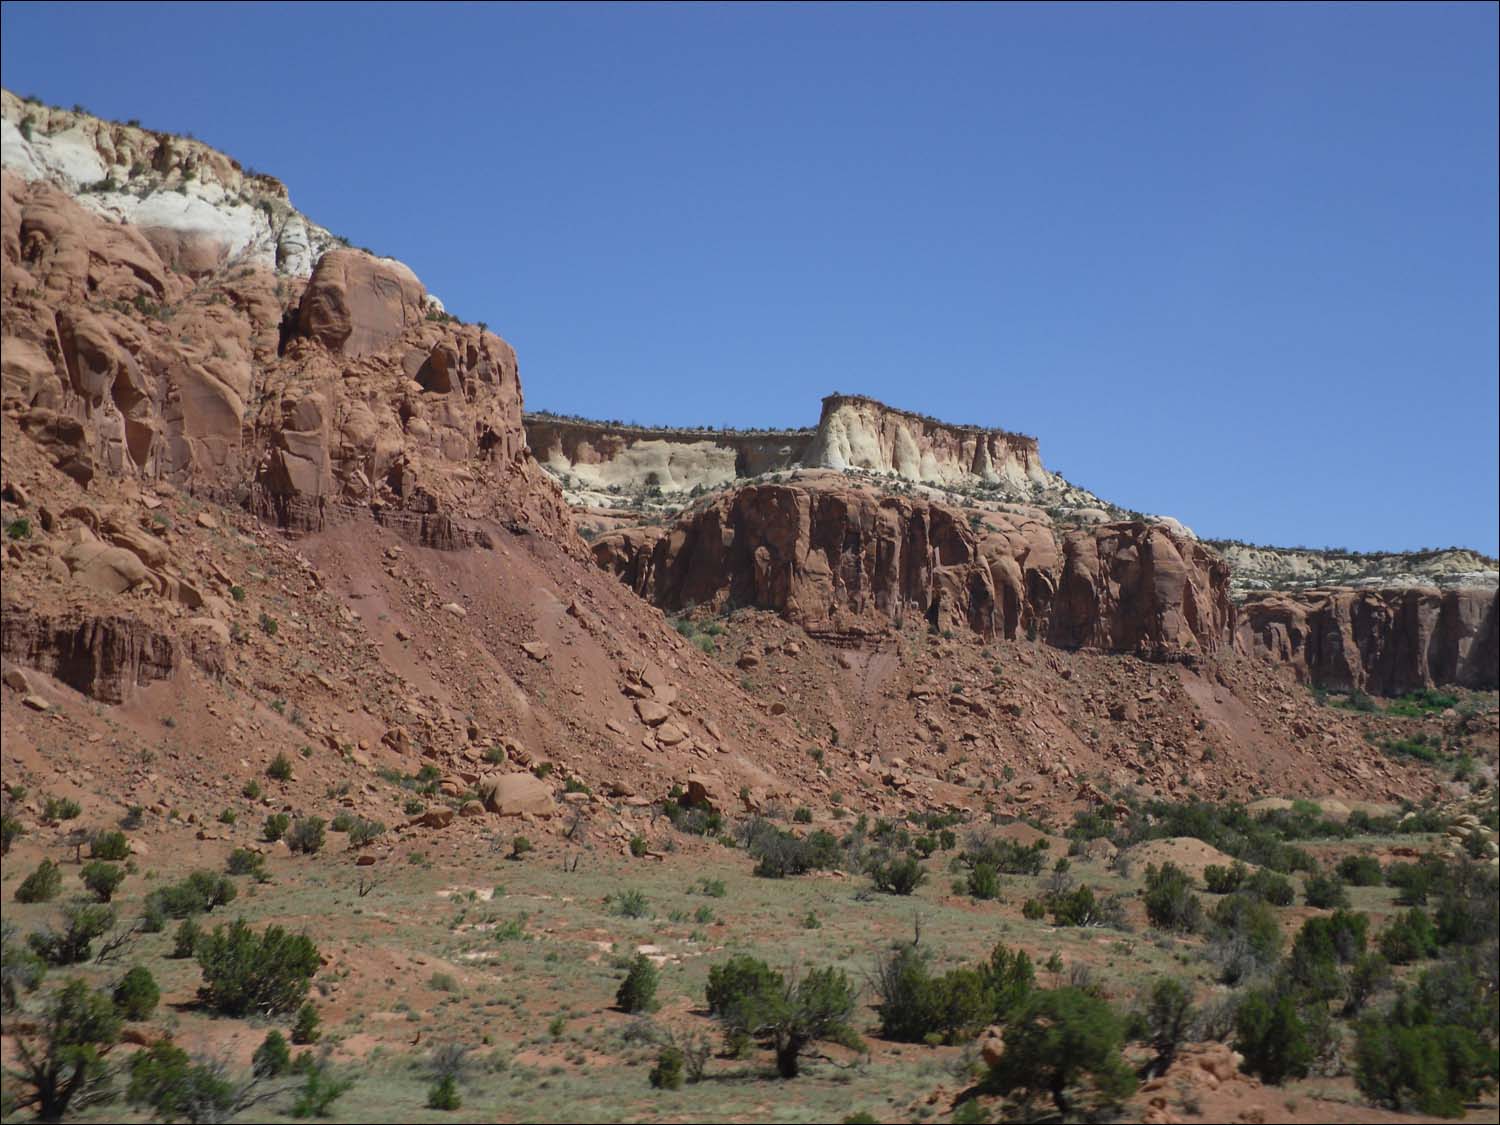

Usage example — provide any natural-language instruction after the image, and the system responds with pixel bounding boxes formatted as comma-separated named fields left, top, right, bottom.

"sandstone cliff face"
left=1237, top=587, right=1499, bottom=695
left=2, top=90, right=344, bottom=278
left=524, top=416, right=812, bottom=498
left=593, top=475, right=1232, bottom=660
left=0, top=604, right=224, bottom=704
left=805, top=395, right=1051, bottom=489
left=1, top=167, right=566, bottom=549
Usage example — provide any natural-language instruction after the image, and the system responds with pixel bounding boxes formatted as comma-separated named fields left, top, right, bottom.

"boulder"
left=477, top=772, right=555, bottom=817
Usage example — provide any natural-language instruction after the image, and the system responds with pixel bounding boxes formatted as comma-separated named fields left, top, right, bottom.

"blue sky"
left=4, top=2, right=1496, bottom=553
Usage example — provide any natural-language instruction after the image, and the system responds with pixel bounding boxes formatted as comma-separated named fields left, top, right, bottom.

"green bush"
left=126, top=1040, right=238, bottom=1122
left=1337, top=854, right=1385, bottom=886
left=227, top=848, right=268, bottom=879
left=963, top=835, right=1047, bottom=875
left=1354, top=1017, right=1495, bottom=1117
left=172, top=918, right=202, bottom=959
left=9, top=979, right=121, bottom=1121
left=263, top=813, right=290, bottom=842
left=1, top=813, right=24, bottom=855
left=347, top=818, right=385, bottom=848
left=81, top=861, right=124, bottom=902
left=267, top=752, right=293, bottom=781
left=1208, top=894, right=1283, bottom=984
left=1141, top=977, right=1194, bottom=1075
left=870, top=855, right=926, bottom=895
left=292, top=1001, right=321, bottom=1044
left=286, top=818, right=326, bottom=855
left=146, top=870, right=237, bottom=920
left=253, top=1029, right=292, bottom=1077
left=616, top=954, right=659, bottom=1013
left=90, top=830, right=130, bottom=861
left=985, top=987, right=1136, bottom=1119
left=1244, top=868, right=1295, bottom=906
left=16, top=858, right=63, bottom=903
left=27, top=903, right=116, bottom=965
left=1380, top=908, right=1439, bottom=965
left=112, top=966, right=159, bottom=1020
left=706, top=957, right=861, bottom=1078
left=1203, top=861, right=1247, bottom=894
left=1143, top=863, right=1201, bottom=932
left=195, top=918, right=320, bottom=1016
left=967, top=862, right=1001, bottom=900
left=1304, top=870, right=1350, bottom=909
left=747, top=823, right=841, bottom=878
left=1, top=925, right=46, bottom=1011
left=649, top=1045, right=685, bottom=1089
left=1234, top=989, right=1313, bottom=1084
left=427, top=1073, right=463, bottom=1109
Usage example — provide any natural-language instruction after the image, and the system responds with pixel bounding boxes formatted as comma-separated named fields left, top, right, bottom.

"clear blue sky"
left=4, top=2, right=1496, bottom=553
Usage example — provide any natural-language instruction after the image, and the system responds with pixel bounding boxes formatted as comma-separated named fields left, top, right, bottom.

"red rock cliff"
left=592, top=474, right=1233, bottom=660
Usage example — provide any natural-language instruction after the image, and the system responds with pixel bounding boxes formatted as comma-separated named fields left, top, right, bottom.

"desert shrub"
left=963, top=833, right=1047, bottom=875
left=112, top=965, right=160, bottom=1020
left=1049, top=883, right=1126, bottom=928
left=984, top=986, right=1136, bottom=1119
left=267, top=752, right=293, bottom=781
left=427, top=1073, right=462, bottom=1109
left=347, top=818, right=384, bottom=848
left=1381, top=908, right=1440, bottom=965
left=1021, top=897, right=1046, bottom=920
left=28, top=903, right=116, bottom=965
left=1243, top=868, right=1295, bottom=906
left=286, top=817, right=325, bottom=855
left=1234, top=988, right=1313, bottom=1084
left=1, top=813, right=24, bottom=854
left=1304, top=870, right=1350, bottom=909
left=1, top=925, right=46, bottom=1011
left=1207, top=894, right=1283, bottom=984
left=1143, top=863, right=1201, bottom=932
left=227, top=848, right=268, bottom=879
left=1354, top=1016, right=1495, bottom=1117
left=611, top=889, right=650, bottom=918
left=869, top=855, right=926, bottom=895
left=253, top=1029, right=292, bottom=1077
left=510, top=835, right=532, bottom=860
left=126, top=1040, right=242, bottom=1123
left=747, top=823, right=840, bottom=878
left=967, top=862, right=1001, bottom=900
left=7, top=978, right=121, bottom=1121
left=147, top=870, right=237, bottom=919
left=1337, top=854, right=1385, bottom=886
left=16, top=858, right=63, bottom=903
left=649, top=1045, right=684, bottom=1090
left=1203, top=861, right=1247, bottom=894
left=793, top=807, right=813, bottom=824
left=706, top=957, right=861, bottom=1078
left=196, top=918, right=319, bottom=1016
left=290, top=1058, right=353, bottom=1118
left=292, top=1001, right=321, bottom=1044
left=172, top=918, right=202, bottom=959
left=1288, top=908, right=1368, bottom=991
left=1141, top=977, right=1194, bottom=1075
left=90, top=830, right=130, bottom=861
left=43, top=795, right=82, bottom=821
left=616, top=954, right=659, bottom=1014
left=81, top=861, right=124, bottom=902
left=1343, top=952, right=1392, bottom=1016
left=262, top=813, right=290, bottom=842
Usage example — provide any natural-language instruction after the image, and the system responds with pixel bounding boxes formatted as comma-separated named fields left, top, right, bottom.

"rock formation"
left=1237, top=586, right=1499, bottom=695
left=593, top=474, right=1234, bottom=661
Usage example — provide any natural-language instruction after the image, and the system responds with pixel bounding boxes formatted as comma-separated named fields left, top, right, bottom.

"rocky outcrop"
left=1212, top=541, right=1498, bottom=594
left=1237, top=587, right=1499, bottom=694
left=593, top=476, right=1232, bottom=660
left=294, top=250, right=429, bottom=358
left=0, top=604, right=224, bottom=703
left=2, top=89, right=343, bottom=278
left=1, top=165, right=568, bottom=548
left=806, top=394, right=1050, bottom=489
left=524, top=416, right=812, bottom=497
